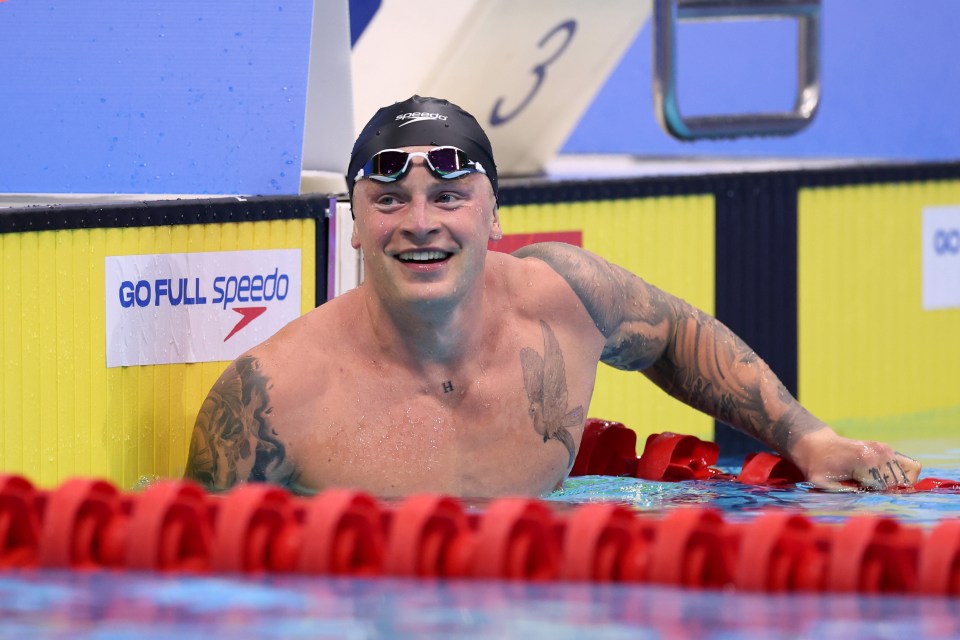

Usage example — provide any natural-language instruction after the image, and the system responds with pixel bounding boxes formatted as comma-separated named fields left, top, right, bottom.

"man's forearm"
left=642, top=307, right=826, bottom=456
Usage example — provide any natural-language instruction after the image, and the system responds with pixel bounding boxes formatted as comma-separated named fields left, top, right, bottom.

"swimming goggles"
left=354, top=146, right=487, bottom=185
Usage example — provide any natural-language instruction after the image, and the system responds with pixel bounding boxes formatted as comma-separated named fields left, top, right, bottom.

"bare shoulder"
left=253, top=288, right=362, bottom=367
left=510, top=242, right=653, bottom=334
left=490, top=245, right=597, bottom=326
left=512, top=242, right=678, bottom=371
left=184, top=349, right=295, bottom=491
left=510, top=242, right=626, bottom=325
left=182, top=296, right=358, bottom=491
left=499, top=242, right=607, bottom=291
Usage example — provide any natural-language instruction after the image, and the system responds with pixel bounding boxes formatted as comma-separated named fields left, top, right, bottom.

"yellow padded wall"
left=0, top=219, right=316, bottom=489
left=798, top=181, right=960, bottom=443
left=500, top=195, right=715, bottom=442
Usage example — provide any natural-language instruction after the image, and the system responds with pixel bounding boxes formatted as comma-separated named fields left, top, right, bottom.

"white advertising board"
left=105, top=250, right=301, bottom=366
left=922, top=206, right=960, bottom=311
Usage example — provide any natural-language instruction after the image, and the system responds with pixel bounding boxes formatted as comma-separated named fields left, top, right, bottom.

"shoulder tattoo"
left=514, top=242, right=672, bottom=371
left=185, top=355, right=294, bottom=491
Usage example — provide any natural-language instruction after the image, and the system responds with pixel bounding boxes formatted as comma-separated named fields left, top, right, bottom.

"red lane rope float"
left=648, top=507, right=734, bottom=588
left=732, top=512, right=826, bottom=592
left=126, top=480, right=211, bottom=572
left=737, top=452, right=804, bottom=486
left=0, top=475, right=40, bottom=569
left=38, top=478, right=127, bottom=570
left=210, top=484, right=299, bottom=573
left=825, top=515, right=920, bottom=593
left=384, top=494, right=472, bottom=578
left=913, top=477, right=960, bottom=491
left=918, top=519, right=960, bottom=595
left=560, top=503, right=648, bottom=582
left=571, top=420, right=639, bottom=477
left=2, top=417, right=958, bottom=595
left=470, top=498, right=558, bottom=580
left=635, top=432, right=722, bottom=482
left=297, top=489, right=384, bottom=576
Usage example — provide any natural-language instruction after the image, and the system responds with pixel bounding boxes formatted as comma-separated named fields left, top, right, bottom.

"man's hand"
left=789, top=428, right=922, bottom=491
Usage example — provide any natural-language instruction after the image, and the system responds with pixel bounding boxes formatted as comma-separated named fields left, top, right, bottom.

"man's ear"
left=489, top=202, right=503, bottom=242
left=350, top=217, right=361, bottom=250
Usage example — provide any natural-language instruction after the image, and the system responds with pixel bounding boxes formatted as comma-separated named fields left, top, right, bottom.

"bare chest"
left=273, top=339, right=595, bottom=497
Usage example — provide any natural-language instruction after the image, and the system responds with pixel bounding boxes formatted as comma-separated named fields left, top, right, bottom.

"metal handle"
left=653, top=0, right=821, bottom=140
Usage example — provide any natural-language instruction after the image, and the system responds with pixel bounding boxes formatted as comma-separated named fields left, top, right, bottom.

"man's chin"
left=391, top=282, right=465, bottom=310
left=400, top=290, right=458, bottom=309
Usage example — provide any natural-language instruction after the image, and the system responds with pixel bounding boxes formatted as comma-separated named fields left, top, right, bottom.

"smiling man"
left=184, top=95, right=921, bottom=497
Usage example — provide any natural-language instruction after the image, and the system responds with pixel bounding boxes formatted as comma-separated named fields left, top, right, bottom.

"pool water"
left=2, top=458, right=959, bottom=639
left=549, top=464, right=960, bottom=527
left=4, top=566, right=960, bottom=639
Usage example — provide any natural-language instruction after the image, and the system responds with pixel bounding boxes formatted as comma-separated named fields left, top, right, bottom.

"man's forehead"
left=352, top=173, right=497, bottom=215
left=358, top=166, right=489, bottom=192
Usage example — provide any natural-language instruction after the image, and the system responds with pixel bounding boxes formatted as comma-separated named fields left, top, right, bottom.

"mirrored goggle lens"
left=426, top=147, right=469, bottom=175
left=361, top=147, right=484, bottom=182
left=369, top=150, right=409, bottom=178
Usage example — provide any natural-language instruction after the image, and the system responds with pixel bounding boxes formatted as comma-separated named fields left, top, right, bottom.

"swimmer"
left=184, top=95, right=921, bottom=497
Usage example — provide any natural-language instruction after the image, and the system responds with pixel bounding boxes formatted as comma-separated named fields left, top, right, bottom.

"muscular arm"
left=515, top=242, right=921, bottom=490
left=184, top=354, right=296, bottom=492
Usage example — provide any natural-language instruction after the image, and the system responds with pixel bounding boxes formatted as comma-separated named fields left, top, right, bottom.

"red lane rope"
left=1, top=419, right=957, bottom=594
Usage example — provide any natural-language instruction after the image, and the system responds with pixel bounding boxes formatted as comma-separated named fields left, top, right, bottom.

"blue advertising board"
left=0, top=0, right=314, bottom=194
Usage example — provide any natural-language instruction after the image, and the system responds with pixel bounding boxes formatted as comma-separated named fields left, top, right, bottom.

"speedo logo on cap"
left=395, top=112, right=448, bottom=127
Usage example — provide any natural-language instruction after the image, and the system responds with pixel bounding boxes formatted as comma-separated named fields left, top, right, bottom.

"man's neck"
left=360, top=285, right=489, bottom=367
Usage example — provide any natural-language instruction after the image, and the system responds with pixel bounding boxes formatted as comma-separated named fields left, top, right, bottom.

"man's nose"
left=400, top=196, right=440, bottom=238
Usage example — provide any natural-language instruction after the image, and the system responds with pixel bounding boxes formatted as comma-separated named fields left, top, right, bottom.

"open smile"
left=395, top=250, right=453, bottom=265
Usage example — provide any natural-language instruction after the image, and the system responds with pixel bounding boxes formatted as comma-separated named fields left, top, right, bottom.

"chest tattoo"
left=519, top=320, right=583, bottom=469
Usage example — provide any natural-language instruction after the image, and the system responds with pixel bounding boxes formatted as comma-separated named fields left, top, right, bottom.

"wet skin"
left=185, top=153, right=922, bottom=497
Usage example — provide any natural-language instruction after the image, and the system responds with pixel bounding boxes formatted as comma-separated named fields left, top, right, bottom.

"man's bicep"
left=514, top=242, right=675, bottom=371
left=514, top=242, right=623, bottom=336
left=184, top=360, right=245, bottom=490
left=184, top=355, right=294, bottom=491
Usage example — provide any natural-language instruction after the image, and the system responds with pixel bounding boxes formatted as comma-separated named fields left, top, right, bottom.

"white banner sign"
left=922, top=206, right=960, bottom=310
left=105, top=250, right=301, bottom=367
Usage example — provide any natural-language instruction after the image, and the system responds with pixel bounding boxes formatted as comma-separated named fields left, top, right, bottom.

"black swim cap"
left=346, top=95, right=498, bottom=199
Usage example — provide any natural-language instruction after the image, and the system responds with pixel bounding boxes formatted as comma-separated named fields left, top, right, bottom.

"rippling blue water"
left=547, top=465, right=960, bottom=527
left=3, top=570, right=960, bottom=640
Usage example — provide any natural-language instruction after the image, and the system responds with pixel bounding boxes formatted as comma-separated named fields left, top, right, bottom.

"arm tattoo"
left=520, top=320, right=583, bottom=469
left=643, top=308, right=823, bottom=454
left=514, top=242, right=670, bottom=369
left=514, top=242, right=824, bottom=457
left=185, top=355, right=294, bottom=491
left=513, top=242, right=629, bottom=338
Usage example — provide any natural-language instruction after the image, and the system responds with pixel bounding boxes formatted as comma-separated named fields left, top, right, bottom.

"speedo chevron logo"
left=225, top=306, right=267, bottom=341
left=395, top=112, right=448, bottom=127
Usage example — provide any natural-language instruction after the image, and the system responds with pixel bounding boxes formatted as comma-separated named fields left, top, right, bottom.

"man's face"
left=350, top=146, right=502, bottom=309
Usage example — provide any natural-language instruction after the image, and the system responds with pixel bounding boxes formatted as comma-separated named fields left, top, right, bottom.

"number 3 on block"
left=489, top=20, right=577, bottom=127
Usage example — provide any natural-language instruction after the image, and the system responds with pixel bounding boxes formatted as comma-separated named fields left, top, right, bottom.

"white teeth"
left=397, top=250, right=449, bottom=262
